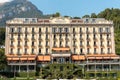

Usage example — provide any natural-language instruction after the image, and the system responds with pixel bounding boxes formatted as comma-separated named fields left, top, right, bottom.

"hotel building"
left=5, top=17, right=120, bottom=72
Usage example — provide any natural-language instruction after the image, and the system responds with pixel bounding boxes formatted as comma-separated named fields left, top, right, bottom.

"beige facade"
left=5, top=17, right=119, bottom=72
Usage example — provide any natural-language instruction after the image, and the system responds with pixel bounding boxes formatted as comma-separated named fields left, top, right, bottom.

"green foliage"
left=52, top=12, right=61, bottom=17
left=0, top=49, right=7, bottom=71
left=0, top=28, right=5, bottom=45
left=40, top=63, right=83, bottom=79
left=18, top=72, right=35, bottom=77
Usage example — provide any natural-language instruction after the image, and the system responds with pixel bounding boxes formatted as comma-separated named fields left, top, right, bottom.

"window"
left=108, top=48, right=110, bottom=53
left=46, top=48, right=48, bottom=53
left=46, top=41, right=48, bottom=46
left=100, top=41, right=103, bottom=46
left=99, top=28, right=103, bottom=32
left=32, top=34, right=34, bottom=38
left=18, top=27, right=21, bottom=32
left=100, top=34, right=102, bottom=39
left=80, top=41, right=82, bottom=45
left=32, top=41, right=34, bottom=46
left=18, top=34, right=20, bottom=38
left=87, top=48, right=90, bottom=54
left=86, top=19, right=89, bottom=23
left=60, top=34, right=62, bottom=39
left=52, top=28, right=56, bottom=33
left=25, top=41, right=27, bottom=45
left=46, top=35, right=48, bottom=39
left=107, top=41, right=110, bottom=46
left=39, top=28, right=41, bottom=32
left=87, top=34, right=89, bottom=39
left=74, top=48, right=76, bottom=53
left=39, top=48, right=41, bottom=54
left=32, top=28, right=34, bottom=32
left=74, top=41, right=75, bottom=45
left=93, top=28, right=95, bottom=32
left=87, top=41, right=89, bottom=46
left=18, top=41, right=20, bottom=45
left=73, top=28, right=75, bottom=33
left=60, top=41, right=62, bottom=47
left=46, top=27, right=48, bottom=32
left=59, top=28, right=62, bottom=33
left=65, top=28, right=68, bottom=32
left=11, top=28, right=14, bottom=32
left=101, top=48, right=103, bottom=54
left=94, top=48, right=96, bottom=54
left=32, top=48, right=34, bottom=53
left=106, top=28, right=110, bottom=32
left=25, top=34, right=27, bottom=38
left=94, top=41, right=96, bottom=46
left=80, top=34, right=82, bottom=39
left=25, top=48, right=27, bottom=54
left=18, top=48, right=20, bottom=54
left=86, top=27, right=88, bottom=32
left=54, top=34, right=56, bottom=39
left=11, top=41, right=13, bottom=45
left=80, top=27, right=82, bottom=32
left=80, top=48, right=83, bottom=54
left=10, top=48, right=13, bottom=53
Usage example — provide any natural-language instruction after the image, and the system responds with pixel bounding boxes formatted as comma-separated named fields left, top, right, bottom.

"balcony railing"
left=86, top=37, right=91, bottom=41
left=38, top=44, right=42, bottom=48
left=10, top=44, right=14, bottom=48
left=10, top=37, right=14, bottom=41
left=17, top=44, right=22, bottom=48
left=46, top=38, right=50, bottom=41
left=17, top=37, right=22, bottom=41
left=93, top=37, right=97, bottom=41
left=31, top=37, right=36, bottom=41
left=24, top=37, right=29, bottom=41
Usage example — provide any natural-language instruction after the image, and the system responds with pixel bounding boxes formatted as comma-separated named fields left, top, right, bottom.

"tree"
left=0, top=49, right=7, bottom=71
left=82, top=15, right=90, bottom=18
left=91, top=13, right=97, bottom=18
left=73, top=16, right=81, bottom=19
left=52, top=12, right=61, bottom=17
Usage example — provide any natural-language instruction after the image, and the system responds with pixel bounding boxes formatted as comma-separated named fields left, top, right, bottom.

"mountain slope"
left=0, top=0, right=44, bottom=26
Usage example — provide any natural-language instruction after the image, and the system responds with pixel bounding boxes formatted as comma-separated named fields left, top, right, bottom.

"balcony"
left=38, top=44, right=42, bottom=48
left=17, top=37, right=22, bottom=41
left=24, top=37, right=29, bottom=41
left=73, top=38, right=77, bottom=41
left=80, top=44, right=84, bottom=48
left=31, top=45, right=36, bottom=48
left=86, top=38, right=91, bottom=41
left=73, top=44, right=77, bottom=48
left=46, top=31, right=50, bottom=34
left=94, top=44, right=98, bottom=48
left=32, top=31, right=37, bottom=34
left=107, top=44, right=112, bottom=48
left=10, top=44, right=14, bottom=48
left=10, top=37, right=15, bottom=41
left=87, top=44, right=91, bottom=48
left=53, top=38, right=57, bottom=41
left=59, top=38, right=63, bottom=41
left=46, top=38, right=50, bottom=41
left=24, top=44, right=29, bottom=48
left=9, top=31, right=23, bottom=34
left=17, top=44, right=22, bottom=48
left=24, top=31, right=29, bottom=34
left=31, top=37, right=36, bottom=41
left=39, top=31, right=43, bottom=34
left=65, top=37, right=69, bottom=41
left=100, top=44, right=105, bottom=48
left=107, top=37, right=111, bottom=41
left=93, top=31, right=98, bottom=34
left=46, top=45, right=50, bottom=48
left=79, top=31, right=84, bottom=34
left=86, top=31, right=91, bottom=34
left=100, top=37, right=104, bottom=41
left=80, top=37, right=84, bottom=41
left=38, top=37, right=42, bottom=41
left=93, top=37, right=98, bottom=41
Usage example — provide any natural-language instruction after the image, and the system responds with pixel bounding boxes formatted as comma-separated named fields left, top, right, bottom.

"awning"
left=111, top=57, right=120, bottom=59
left=103, top=57, right=110, bottom=59
left=44, top=56, right=51, bottom=61
left=95, top=57, right=103, bottom=59
left=87, top=57, right=95, bottom=59
left=28, top=58, right=35, bottom=60
left=52, top=48, right=70, bottom=51
left=7, top=58, right=12, bottom=60
left=20, top=58, right=28, bottom=60
left=12, top=58, right=19, bottom=60
left=72, top=55, right=85, bottom=60
left=37, top=55, right=51, bottom=61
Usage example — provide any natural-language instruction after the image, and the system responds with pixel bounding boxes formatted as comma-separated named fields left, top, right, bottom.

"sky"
left=29, top=0, right=120, bottom=17
left=0, top=0, right=120, bottom=17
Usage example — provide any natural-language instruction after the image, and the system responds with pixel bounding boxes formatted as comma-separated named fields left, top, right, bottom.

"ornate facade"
left=5, top=17, right=120, bottom=72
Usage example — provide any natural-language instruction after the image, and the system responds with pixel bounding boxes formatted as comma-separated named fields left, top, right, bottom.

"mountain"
left=0, top=0, right=45, bottom=27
